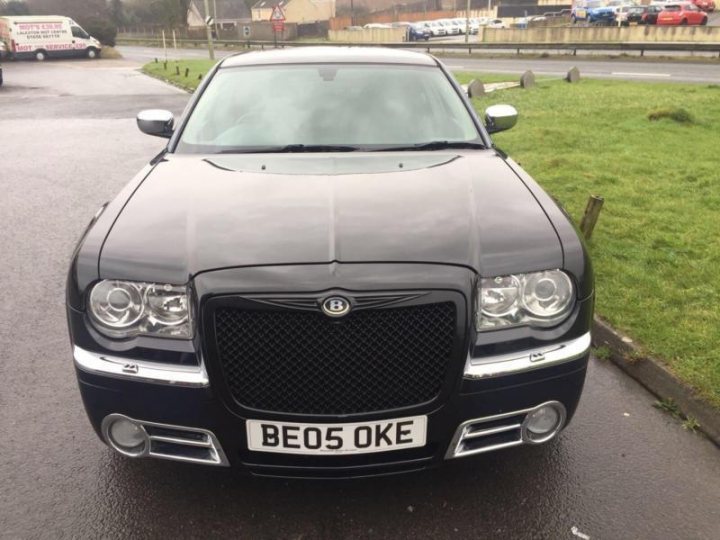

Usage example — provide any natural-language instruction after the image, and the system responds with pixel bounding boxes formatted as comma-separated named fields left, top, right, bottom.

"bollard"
left=175, top=65, right=180, bottom=76
left=185, top=68, right=189, bottom=78
left=467, top=80, right=485, bottom=98
left=520, top=70, right=535, bottom=89
left=566, top=67, right=580, bottom=83
left=580, top=195, right=604, bottom=240
left=163, top=61, right=167, bottom=70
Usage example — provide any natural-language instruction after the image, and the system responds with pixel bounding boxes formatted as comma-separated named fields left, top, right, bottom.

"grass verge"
left=142, top=59, right=216, bottom=91
left=141, top=60, right=720, bottom=408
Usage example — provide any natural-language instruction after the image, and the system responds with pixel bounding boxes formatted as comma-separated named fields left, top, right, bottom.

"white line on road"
left=610, top=72, right=671, bottom=77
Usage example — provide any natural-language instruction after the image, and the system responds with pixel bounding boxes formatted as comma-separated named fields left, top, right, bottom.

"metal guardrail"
left=116, top=36, right=720, bottom=57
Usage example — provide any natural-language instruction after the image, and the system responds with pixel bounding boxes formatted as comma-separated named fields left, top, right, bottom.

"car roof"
left=220, top=47, right=437, bottom=68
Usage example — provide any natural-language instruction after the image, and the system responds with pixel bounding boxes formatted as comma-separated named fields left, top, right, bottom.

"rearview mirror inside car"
left=137, top=109, right=175, bottom=139
left=484, top=104, right=518, bottom=134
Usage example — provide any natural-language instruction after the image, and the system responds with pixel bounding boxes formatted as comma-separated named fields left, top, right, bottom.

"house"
left=188, top=0, right=251, bottom=29
left=251, top=0, right=336, bottom=23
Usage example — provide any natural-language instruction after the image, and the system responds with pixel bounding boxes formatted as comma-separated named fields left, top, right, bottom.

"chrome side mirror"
left=137, top=109, right=174, bottom=138
left=484, top=104, right=518, bottom=134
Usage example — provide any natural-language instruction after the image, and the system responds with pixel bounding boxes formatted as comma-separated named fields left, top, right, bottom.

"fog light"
left=103, top=415, right=148, bottom=456
left=521, top=401, right=566, bottom=444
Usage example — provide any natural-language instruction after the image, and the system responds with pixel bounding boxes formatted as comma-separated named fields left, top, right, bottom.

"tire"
left=680, top=18, right=688, bottom=25
left=701, top=17, right=708, bottom=25
left=86, top=47, right=100, bottom=59
left=35, top=50, right=47, bottom=61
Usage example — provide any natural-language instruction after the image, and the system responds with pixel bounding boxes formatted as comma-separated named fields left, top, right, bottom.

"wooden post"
left=580, top=195, right=604, bottom=240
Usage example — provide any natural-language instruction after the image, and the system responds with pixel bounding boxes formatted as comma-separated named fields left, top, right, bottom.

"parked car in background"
left=587, top=2, right=618, bottom=24
left=616, top=5, right=646, bottom=24
left=487, top=18, right=509, bottom=28
left=0, top=15, right=101, bottom=61
left=657, top=3, right=709, bottom=24
left=641, top=5, right=665, bottom=23
left=421, top=21, right=447, bottom=36
left=391, top=22, right=431, bottom=41
left=689, top=0, right=715, bottom=11
left=572, top=0, right=605, bottom=23
left=438, top=19, right=462, bottom=35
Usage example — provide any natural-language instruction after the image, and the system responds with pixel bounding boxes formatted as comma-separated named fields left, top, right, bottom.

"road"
left=118, top=44, right=720, bottom=84
left=1, top=59, right=719, bottom=539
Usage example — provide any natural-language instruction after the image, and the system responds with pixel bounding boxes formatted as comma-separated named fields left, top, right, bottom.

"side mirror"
left=137, top=109, right=174, bottom=138
left=484, top=104, right=518, bottom=134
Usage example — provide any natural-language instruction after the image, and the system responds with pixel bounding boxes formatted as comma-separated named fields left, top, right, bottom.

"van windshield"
left=176, top=64, right=481, bottom=154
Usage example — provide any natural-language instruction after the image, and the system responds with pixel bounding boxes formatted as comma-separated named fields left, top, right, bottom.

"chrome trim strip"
left=101, top=413, right=229, bottom=466
left=464, top=423, right=522, bottom=439
left=73, top=346, right=209, bottom=388
left=464, top=332, right=591, bottom=380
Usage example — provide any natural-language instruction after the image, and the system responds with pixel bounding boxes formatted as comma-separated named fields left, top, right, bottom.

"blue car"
left=572, top=1, right=617, bottom=24
left=392, top=22, right=431, bottom=41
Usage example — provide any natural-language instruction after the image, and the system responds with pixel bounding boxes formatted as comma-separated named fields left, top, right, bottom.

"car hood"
left=99, top=152, right=562, bottom=284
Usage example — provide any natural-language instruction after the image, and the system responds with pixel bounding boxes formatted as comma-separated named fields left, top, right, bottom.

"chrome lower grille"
left=445, top=401, right=567, bottom=459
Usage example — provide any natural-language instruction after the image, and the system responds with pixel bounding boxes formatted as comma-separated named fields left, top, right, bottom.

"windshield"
left=177, top=64, right=481, bottom=154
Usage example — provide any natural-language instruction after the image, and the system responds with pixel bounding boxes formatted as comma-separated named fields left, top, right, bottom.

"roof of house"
left=220, top=46, right=436, bottom=68
left=191, top=0, right=250, bottom=20
left=252, top=0, right=288, bottom=9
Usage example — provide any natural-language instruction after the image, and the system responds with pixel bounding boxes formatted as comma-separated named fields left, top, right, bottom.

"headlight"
left=88, top=280, right=192, bottom=339
left=476, top=270, right=575, bottom=331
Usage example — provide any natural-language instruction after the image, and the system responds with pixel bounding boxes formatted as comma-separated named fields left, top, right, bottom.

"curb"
left=592, top=316, right=719, bottom=448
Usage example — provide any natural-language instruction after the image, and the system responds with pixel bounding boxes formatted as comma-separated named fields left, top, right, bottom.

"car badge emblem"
left=321, top=296, right=351, bottom=318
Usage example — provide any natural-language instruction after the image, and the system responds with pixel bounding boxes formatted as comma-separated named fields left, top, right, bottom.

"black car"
left=67, top=47, right=593, bottom=478
left=640, top=5, right=664, bottom=24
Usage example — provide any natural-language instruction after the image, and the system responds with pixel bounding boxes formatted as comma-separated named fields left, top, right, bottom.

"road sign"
left=270, top=5, right=286, bottom=22
left=272, top=20, right=285, bottom=33
left=205, top=16, right=214, bottom=27
left=242, top=25, right=251, bottom=38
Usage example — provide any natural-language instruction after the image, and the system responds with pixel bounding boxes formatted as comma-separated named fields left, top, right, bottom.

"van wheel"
left=680, top=18, right=688, bottom=25
left=701, top=17, right=707, bottom=25
left=35, top=50, right=47, bottom=61
left=87, top=47, right=100, bottom=59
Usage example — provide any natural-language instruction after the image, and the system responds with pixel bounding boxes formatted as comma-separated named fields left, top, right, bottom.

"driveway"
left=0, top=59, right=718, bottom=539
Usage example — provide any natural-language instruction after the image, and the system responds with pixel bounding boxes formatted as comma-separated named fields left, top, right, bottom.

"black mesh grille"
left=213, top=302, right=456, bottom=415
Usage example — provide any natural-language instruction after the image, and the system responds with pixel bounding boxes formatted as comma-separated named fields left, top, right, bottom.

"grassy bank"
left=477, top=77, right=720, bottom=408
left=142, top=59, right=215, bottom=91
left=142, top=60, right=720, bottom=408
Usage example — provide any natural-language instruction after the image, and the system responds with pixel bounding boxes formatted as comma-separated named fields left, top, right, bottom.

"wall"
left=329, top=9, right=497, bottom=30
left=329, top=27, right=407, bottom=42
left=285, top=0, right=336, bottom=23
left=478, top=25, right=720, bottom=43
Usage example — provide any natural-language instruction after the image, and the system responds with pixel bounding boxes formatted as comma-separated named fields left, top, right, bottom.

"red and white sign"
left=270, top=5, right=286, bottom=21
left=270, top=4, right=285, bottom=33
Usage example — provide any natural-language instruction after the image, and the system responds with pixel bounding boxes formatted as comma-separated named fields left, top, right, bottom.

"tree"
left=124, top=0, right=191, bottom=28
left=25, top=0, right=108, bottom=21
left=0, top=1, right=32, bottom=15
left=108, top=0, right=126, bottom=27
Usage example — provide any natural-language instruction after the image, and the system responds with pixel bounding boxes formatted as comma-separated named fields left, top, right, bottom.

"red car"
left=657, top=2, right=709, bottom=24
left=690, top=0, right=715, bottom=11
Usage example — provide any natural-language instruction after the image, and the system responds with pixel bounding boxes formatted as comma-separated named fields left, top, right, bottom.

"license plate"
left=246, top=416, right=427, bottom=455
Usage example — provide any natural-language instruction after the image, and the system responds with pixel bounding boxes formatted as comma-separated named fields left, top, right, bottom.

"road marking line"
left=611, top=72, right=671, bottom=77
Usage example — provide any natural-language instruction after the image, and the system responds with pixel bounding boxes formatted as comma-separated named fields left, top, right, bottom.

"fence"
left=116, top=36, right=720, bottom=57
left=479, top=25, right=720, bottom=44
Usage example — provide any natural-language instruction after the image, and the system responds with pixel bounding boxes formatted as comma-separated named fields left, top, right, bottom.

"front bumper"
left=74, top=333, right=591, bottom=478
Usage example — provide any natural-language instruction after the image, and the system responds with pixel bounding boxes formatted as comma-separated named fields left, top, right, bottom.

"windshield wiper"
left=374, top=141, right=486, bottom=152
left=216, top=144, right=360, bottom=154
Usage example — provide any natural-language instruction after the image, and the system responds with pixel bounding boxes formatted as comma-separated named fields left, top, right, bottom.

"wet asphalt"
left=0, top=59, right=718, bottom=540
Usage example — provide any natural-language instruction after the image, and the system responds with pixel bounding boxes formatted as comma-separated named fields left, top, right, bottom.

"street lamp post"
left=203, top=0, right=215, bottom=60
left=465, top=0, right=471, bottom=43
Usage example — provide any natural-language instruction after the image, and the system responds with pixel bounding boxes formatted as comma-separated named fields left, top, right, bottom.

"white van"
left=0, top=16, right=101, bottom=61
